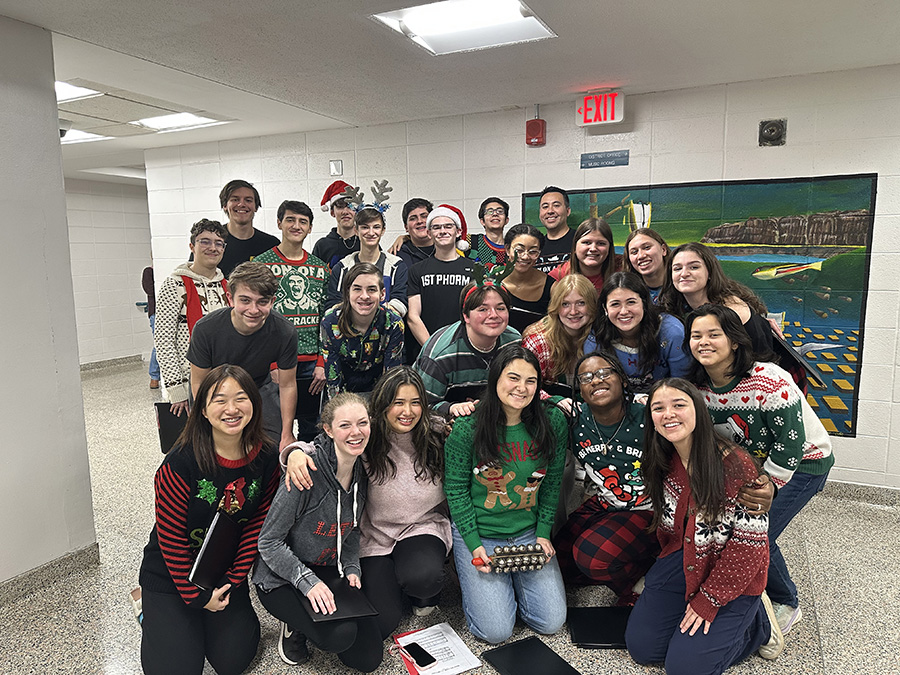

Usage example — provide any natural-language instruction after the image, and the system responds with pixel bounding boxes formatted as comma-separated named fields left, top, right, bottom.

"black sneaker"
left=278, top=621, right=309, bottom=666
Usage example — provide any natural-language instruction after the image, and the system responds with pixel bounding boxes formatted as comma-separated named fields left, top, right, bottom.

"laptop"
left=566, top=606, right=632, bottom=649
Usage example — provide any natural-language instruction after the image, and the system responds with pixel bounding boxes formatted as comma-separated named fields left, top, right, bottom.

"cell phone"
left=403, top=641, right=437, bottom=670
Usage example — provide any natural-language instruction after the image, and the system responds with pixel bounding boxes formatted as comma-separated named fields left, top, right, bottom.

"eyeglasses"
left=429, top=223, right=457, bottom=231
left=510, top=245, right=541, bottom=258
left=484, top=207, right=506, bottom=216
left=576, top=367, right=616, bottom=385
left=196, top=238, right=226, bottom=250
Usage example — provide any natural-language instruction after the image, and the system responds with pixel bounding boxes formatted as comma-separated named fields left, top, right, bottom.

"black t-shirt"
left=219, top=229, right=280, bottom=277
left=508, top=275, right=554, bottom=334
left=535, top=229, right=574, bottom=274
left=408, top=256, right=474, bottom=334
left=187, top=307, right=298, bottom=388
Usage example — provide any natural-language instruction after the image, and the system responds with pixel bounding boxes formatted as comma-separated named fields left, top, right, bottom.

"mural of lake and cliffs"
left=523, top=173, right=877, bottom=437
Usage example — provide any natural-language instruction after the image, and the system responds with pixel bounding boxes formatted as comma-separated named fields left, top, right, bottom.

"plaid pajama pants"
left=553, top=495, right=659, bottom=596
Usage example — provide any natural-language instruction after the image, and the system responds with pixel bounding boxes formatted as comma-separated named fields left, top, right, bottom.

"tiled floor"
left=1, top=361, right=899, bottom=674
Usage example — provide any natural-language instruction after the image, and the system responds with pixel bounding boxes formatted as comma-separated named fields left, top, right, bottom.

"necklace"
left=586, top=404, right=627, bottom=455
left=341, top=233, right=358, bottom=250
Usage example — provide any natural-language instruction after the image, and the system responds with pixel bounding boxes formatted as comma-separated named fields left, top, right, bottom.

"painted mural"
left=523, top=174, right=877, bottom=437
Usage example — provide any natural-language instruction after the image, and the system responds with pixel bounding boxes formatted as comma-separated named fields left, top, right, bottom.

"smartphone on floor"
left=403, top=641, right=437, bottom=670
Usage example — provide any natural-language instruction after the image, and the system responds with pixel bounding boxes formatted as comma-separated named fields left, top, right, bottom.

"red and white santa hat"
left=426, top=204, right=470, bottom=252
left=320, top=180, right=353, bottom=212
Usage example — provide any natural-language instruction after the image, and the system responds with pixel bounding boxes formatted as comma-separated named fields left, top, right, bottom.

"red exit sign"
left=576, top=91, right=625, bottom=126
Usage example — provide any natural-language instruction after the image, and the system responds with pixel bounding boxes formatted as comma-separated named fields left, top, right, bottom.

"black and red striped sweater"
left=139, top=442, right=280, bottom=607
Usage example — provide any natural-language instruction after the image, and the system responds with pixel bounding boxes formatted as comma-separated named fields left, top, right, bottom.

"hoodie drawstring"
left=335, top=483, right=359, bottom=578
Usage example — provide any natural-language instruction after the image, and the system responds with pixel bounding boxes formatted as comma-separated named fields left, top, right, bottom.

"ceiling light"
left=60, top=129, right=113, bottom=144
left=131, top=112, right=221, bottom=131
left=372, top=0, right=555, bottom=55
left=55, top=81, right=102, bottom=103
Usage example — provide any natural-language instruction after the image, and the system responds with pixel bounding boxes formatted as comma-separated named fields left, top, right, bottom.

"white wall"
left=0, top=16, right=96, bottom=583
left=66, top=179, right=153, bottom=364
left=146, top=63, right=900, bottom=490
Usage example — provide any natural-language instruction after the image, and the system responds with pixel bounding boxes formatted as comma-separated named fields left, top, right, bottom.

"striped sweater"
left=139, top=443, right=280, bottom=607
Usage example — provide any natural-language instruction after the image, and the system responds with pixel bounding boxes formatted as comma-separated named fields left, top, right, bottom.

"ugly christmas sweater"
left=139, top=442, right=280, bottom=607
left=698, top=361, right=834, bottom=488
left=444, top=405, right=567, bottom=553
left=656, top=448, right=769, bottom=623
left=253, top=246, right=329, bottom=367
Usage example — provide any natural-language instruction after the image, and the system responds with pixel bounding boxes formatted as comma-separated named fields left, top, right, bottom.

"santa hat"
left=320, top=180, right=353, bottom=212
left=427, top=204, right=470, bottom=252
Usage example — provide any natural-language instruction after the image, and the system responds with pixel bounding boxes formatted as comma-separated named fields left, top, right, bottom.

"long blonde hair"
left=523, top=274, right=597, bottom=380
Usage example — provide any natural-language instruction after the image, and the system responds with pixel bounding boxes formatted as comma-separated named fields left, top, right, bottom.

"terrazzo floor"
left=1, top=361, right=899, bottom=674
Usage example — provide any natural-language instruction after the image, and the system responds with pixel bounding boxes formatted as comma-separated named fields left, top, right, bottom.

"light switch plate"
left=329, top=160, right=343, bottom=176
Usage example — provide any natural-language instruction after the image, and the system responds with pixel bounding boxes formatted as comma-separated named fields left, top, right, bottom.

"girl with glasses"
left=501, top=223, right=555, bottom=334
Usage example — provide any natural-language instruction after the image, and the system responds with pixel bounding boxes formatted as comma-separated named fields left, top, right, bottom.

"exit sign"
left=576, top=91, right=625, bottom=126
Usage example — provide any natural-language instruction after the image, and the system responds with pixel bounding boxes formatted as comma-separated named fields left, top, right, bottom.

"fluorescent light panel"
left=55, top=81, right=102, bottom=103
left=61, top=129, right=113, bottom=144
left=373, top=0, right=554, bottom=55
left=131, top=112, right=220, bottom=131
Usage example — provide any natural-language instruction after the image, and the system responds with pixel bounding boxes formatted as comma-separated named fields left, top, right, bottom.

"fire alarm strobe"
left=526, top=118, right=546, bottom=146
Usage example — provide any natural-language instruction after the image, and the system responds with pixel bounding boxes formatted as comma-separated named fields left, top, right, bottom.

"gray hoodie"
left=253, top=433, right=368, bottom=595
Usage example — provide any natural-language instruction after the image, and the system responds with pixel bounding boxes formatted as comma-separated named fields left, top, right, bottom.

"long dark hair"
left=622, top=228, right=670, bottom=278
left=175, top=364, right=267, bottom=475
left=642, top=378, right=730, bottom=529
left=474, top=344, right=556, bottom=466
left=658, top=242, right=767, bottom=318
left=683, top=304, right=757, bottom=385
left=366, top=367, right=444, bottom=484
left=337, top=262, right=384, bottom=336
left=569, top=218, right=616, bottom=281
left=595, top=271, right=661, bottom=377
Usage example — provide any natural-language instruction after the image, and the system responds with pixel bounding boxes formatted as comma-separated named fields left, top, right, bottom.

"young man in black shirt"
left=312, top=180, right=361, bottom=269
left=534, top=186, right=573, bottom=274
left=406, top=205, right=474, bottom=364
left=216, top=179, right=279, bottom=277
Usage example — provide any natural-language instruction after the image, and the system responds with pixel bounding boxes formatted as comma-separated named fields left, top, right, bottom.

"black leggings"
left=360, top=534, right=447, bottom=639
left=256, top=566, right=383, bottom=673
left=140, top=584, right=260, bottom=675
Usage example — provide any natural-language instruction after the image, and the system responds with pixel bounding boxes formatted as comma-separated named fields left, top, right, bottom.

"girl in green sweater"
left=444, top=344, right=568, bottom=644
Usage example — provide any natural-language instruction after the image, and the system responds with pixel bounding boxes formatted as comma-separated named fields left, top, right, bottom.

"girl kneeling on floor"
left=443, top=344, right=568, bottom=644
left=625, top=378, right=783, bottom=674
left=283, top=366, right=450, bottom=639
left=139, top=365, right=280, bottom=675
left=253, top=393, right=381, bottom=672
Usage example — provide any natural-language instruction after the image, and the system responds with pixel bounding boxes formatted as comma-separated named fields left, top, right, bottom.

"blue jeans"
left=767, top=469, right=829, bottom=607
left=626, top=550, right=769, bottom=675
left=451, top=523, right=566, bottom=644
left=148, top=314, right=160, bottom=380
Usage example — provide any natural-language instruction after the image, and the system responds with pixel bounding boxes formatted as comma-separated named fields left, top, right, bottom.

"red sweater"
left=656, top=450, right=769, bottom=622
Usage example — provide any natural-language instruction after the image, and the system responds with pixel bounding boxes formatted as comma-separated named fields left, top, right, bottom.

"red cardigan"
left=656, top=449, right=769, bottom=622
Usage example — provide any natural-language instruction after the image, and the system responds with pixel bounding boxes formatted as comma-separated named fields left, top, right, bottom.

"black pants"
left=140, top=584, right=259, bottom=675
left=360, top=534, right=447, bottom=639
left=256, top=566, right=383, bottom=673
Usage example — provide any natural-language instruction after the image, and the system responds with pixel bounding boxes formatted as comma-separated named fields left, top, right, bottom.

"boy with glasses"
left=406, top=205, right=475, bottom=364
left=154, top=219, right=231, bottom=416
left=467, top=197, right=510, bottom=270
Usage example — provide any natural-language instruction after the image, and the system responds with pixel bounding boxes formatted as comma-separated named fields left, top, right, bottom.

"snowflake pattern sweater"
left=444, top=406, right=567, bottom=553
left=139, top=443, right=280, bottom=607
left=656, top=449, right=769, bottom=623
left=698, top=361, right=834, bottom=487
left=153, top=263, right=229, bottom=403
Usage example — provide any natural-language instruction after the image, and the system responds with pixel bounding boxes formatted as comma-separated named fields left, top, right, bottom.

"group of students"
left=140, top=179, right=834, bottom=675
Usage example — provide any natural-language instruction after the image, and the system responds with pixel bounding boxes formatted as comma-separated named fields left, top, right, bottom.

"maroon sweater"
left=656, top=449, right=769, bottom=622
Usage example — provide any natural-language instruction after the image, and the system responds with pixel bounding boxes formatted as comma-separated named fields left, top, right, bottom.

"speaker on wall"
left=526, top=118, right=546, bottom=146
left=759, top=119, right=787, bottom=146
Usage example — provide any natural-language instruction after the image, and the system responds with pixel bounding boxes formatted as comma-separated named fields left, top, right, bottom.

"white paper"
left=397, top=622, right=481, bottom=675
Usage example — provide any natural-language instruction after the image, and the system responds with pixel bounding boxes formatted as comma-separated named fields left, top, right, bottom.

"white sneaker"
left=632, top=576, right=645, bottom=595
left=758, top=592, right=785, bottom=660
left=413, top=605, right=437, bottom=617
left=773, top=602, right=803, bottom=634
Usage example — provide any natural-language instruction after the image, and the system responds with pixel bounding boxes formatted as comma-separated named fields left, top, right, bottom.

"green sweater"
left=444, top=405, right=567, bottom=552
